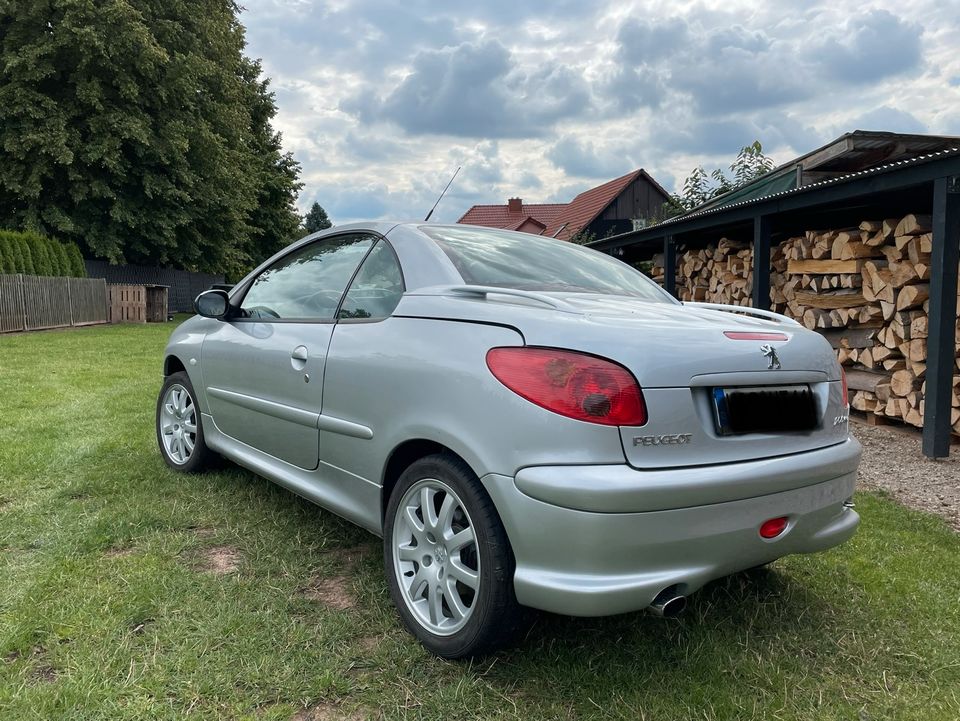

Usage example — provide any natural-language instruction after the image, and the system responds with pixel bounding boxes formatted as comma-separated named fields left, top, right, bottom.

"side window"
left=338, top=241, right=404, bottom=320
left=240, top=234, right=375, bottom=320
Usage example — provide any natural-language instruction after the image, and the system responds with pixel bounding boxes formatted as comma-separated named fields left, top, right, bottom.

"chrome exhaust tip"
left=648, top=587, right=687, bottom=618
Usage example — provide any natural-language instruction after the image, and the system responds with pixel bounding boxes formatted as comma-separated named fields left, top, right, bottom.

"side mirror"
left=194, top=289, right=231, bottom=319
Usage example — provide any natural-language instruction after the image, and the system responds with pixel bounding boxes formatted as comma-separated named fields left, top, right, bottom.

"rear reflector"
left=724, top=331, right=789, bottom=341
left=759, top=517, right=789, bottom=539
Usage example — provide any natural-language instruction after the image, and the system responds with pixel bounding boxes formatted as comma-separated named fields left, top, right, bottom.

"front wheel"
left=384, top=454, right=524, bottom=658
left=156, top=371, right=212, bottom=473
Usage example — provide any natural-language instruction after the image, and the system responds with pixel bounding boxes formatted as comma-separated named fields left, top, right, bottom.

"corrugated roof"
left=651, top=145, right=960, bottom=229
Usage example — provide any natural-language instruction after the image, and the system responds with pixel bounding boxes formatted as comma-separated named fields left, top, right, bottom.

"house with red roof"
left=457, top=169, right=671, bottom=241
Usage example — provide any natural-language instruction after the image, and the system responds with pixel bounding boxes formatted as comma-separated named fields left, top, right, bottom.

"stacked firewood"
left=649, top=214, right=958, bottom=432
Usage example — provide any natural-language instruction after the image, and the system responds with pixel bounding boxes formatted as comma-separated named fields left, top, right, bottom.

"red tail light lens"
left=759, top=516, right=789, bottom=539
left=841, top=367, right=849, bottom=406
left=486, top=347, right=647, bottom=426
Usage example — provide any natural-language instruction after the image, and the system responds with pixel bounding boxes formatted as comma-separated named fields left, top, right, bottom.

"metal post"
left=663, top=236, right=676, bottom=298
left=923, top=176, right=960, bottom=458
left=752, top=215, right=772, bottom=310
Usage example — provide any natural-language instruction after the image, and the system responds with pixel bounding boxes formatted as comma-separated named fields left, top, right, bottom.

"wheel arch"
left=381, top=439, right=477, bottom=521
left=164, top=354, right=187, bottom=376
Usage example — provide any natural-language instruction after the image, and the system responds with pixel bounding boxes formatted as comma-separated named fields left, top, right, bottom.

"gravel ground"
left=852, top=420, right=960, bottom=531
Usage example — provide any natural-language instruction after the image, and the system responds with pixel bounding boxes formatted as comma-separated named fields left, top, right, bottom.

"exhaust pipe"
left=648, top=587, right=687, bottom=618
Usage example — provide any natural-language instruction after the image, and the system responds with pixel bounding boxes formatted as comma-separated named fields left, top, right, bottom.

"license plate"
left=712, top=385, right=818, bottom=435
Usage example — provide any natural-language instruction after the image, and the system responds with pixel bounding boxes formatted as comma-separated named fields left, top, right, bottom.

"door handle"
left=291, top=346, right=309, bottom=362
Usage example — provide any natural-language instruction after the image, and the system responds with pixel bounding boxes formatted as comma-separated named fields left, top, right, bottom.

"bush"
left=66, top=243, right=86, bottom=277
left=48, top=238, right=67, bottom=276
left=15, top=235, right=35, bottom=274
left=0, top=234, right=13, bottom=273
left=28, top=232, right=53, bottom=275
left=0, top=229, right=86, bottom=276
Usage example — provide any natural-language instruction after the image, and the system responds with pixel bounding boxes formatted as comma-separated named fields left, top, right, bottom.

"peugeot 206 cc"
left=156, top=222, right=860, bottom=658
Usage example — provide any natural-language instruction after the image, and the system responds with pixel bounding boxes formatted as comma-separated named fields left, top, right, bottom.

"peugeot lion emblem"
left=760, top=344, right=781, bottom=370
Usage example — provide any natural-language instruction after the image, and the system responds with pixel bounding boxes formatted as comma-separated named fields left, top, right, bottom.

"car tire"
left=384, top=453, right=524, bottom=658
left=156, top=371, right=211, bottom=473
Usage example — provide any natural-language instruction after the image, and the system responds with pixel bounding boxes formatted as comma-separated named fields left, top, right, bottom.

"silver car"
left=156, top=222, right=860, bottom=658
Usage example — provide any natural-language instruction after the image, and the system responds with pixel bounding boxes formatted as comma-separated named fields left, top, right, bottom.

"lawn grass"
left=1, top=319, right=959, bottom=720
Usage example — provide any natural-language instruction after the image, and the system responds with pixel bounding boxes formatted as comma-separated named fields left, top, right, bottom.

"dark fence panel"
left=0, top=275, right=108, bottom=333
left=84, top=261, right=224, bottom=313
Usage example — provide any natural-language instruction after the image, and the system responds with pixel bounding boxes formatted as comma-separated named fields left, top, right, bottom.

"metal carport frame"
left=592, top=148, right=960, bottom=458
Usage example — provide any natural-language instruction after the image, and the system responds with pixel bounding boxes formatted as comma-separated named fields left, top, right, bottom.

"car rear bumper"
left=480, top=438, right=861, bottom=617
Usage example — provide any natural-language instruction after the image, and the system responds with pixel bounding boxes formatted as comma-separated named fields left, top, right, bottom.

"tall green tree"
left=0, top=0, right=301, bottom=277
left=239, top=58, right=304, bottom=267
left=303, top=202, right=332, bottom=234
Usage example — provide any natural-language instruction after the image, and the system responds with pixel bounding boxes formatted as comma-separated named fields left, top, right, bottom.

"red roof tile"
left=458, top=203, right=568, bottom=233
left=541, top=170, right=641, bottom=240
left=457, top=169, right=670, bottom=241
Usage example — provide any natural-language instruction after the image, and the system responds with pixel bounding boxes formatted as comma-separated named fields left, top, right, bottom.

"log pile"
left=649, top=214, right=958, bottom=433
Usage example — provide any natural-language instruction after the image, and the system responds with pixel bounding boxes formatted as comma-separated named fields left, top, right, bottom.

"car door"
left=201, top=232, right=377, bottom=470
left=316, top=239, right=407, bottom=485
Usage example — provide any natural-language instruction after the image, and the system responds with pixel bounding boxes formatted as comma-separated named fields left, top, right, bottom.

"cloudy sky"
left=240, top=0, right=960, bottom=224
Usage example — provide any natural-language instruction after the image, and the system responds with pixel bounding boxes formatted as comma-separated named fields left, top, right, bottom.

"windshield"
left=420, top=225, right=673, bottom=303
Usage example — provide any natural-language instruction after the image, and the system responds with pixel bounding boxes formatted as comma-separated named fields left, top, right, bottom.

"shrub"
left=48, top=238, right=68, bottom=276
left=15, top=235, right=35, bottom=275
left=0, top=230, right=86, bottom=276
left=28, top=232, right=53, bottom=276
left=0, top=234, right=13, bottom=273
left=65, top=243, right=86, bottom=277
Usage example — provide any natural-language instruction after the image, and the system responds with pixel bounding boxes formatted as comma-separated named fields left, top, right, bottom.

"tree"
left=66, top=242, right=86, bottom=277
left=239, top=59, right=304, bottom=268
left=0, top=234, right=12, bottom=273
left=0, top=0, right=301, bottom=277
left=666, top=140, right=775, bottom=216
left=15, top=235, right=35, bottom=275
left=303, top=203, right=333, bottom=234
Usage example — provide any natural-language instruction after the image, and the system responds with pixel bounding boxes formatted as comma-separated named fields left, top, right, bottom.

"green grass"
left=1, top=320, right=959, bottom=720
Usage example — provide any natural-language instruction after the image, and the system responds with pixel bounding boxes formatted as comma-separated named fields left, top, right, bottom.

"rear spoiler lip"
left=683, top=301, right=802, bottom=327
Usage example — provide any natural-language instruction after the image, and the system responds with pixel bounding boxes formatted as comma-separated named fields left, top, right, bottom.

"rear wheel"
left=384, top=454, right=524, bottom=658
left=156, top=371, right=211, bottom=473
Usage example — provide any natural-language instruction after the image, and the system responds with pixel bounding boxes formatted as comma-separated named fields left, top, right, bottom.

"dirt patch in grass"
left=852, top=422, right=960, bottom=531
left=355, top=635, right=382, bottom=654
left=322, top=543, right=374, bottom=567
left=300, top=543, right=374, bottom=610
left=301, top=575, right=355, bottom=610
left=189, top=526, right=217, bottom=539
left=291, top=702, right=371, bottom=721
left=195, top=545, right=242, bottom=574
left=104, top=545, right=136, bottom=558
left=31, top=665, right=58, bottom=683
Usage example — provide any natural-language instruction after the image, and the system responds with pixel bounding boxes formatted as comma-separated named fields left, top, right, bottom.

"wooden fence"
left=0, top=274, right=108, bottom=333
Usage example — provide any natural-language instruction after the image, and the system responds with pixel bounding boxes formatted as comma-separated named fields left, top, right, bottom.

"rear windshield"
left=420, top=225, right=673, bottom=302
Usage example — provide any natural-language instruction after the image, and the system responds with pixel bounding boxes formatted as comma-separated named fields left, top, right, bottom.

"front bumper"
left=480, top=438, right=861, bottom=617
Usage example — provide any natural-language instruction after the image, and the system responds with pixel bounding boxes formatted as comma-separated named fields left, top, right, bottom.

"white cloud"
left=239, top=0, right=960, bottom=223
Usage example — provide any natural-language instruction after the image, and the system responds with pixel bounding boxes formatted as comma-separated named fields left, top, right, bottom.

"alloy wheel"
left=391, top=479, right=481, bottom=636
left=160, top=384, right=197, bottom=465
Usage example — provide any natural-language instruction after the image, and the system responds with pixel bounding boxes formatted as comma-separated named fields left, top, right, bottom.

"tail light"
left=486, top=347, right=647, bottom=426
left=841, top=367, right=849, bottom=407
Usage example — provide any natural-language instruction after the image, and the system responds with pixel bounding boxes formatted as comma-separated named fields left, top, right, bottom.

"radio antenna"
left=423, top=166, right=461, bottom=222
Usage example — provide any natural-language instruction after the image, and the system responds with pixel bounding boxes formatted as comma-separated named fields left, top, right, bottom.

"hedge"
left=0, top=230, right=86, bottom=278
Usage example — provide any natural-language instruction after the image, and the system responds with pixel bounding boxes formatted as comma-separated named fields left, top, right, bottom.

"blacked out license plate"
left=712, top=385, right=818, bottom=435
